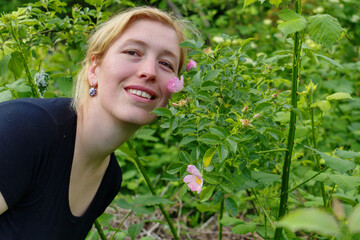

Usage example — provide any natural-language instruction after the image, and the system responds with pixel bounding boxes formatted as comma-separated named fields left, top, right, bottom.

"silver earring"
left=89, top=84, right=97, bottom=97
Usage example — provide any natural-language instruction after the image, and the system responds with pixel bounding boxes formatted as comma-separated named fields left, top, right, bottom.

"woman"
left=0, top=6, right=187, bottom=239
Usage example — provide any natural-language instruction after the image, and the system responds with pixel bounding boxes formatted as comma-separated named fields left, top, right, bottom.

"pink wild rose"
left=186, top=59, right=197, bottom=71
left=167, top=75, right=184, bottom=93
left=183, top=165, right=203, bottom=194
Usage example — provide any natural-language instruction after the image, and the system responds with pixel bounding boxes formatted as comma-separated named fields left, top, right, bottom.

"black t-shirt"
left=0, top=98, right=122, bottom=240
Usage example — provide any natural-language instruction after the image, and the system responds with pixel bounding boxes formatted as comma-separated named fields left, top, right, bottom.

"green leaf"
left=269, top=0, right=282, bottom=7
left=198, top=133, right=220, bottom=145
left=166, top=162, right=184, bottom=174
left=220, top=216, right=244, bottom=226
left=304, top=48, right=319, bottom=66
left=239, top=38, right=254, bottom=53
left=306, top=146, right=356, bottom=173
left=209, top=127, right=229, bottom=139
left=315, top=54, right=343, bottom=69
left=243, top=0, right=257, bottom=8
left=225, top=136, right=237, bottom=154
left=308, top=14, right=343, bottom=48
left=199, top=185, right=215, bottom=202
left=179, top=40, right=197, bottom=49
left=251, top=171, right=281, bottom=184
left=326, top=92, right=353, bottom=101
left=133, top=195, right=174, bottom=205
left=180, top=136, right=197, bottom=145
left=277, top=208, right=339, bottom=236
left=203, top=173, right=219, bottom=184
left=8, top=52, right=24, bottom=79
left=348, top=204, right=360, bottom=234
left=277, top=9, right=307, bottom=36
left=152, top=107, right=172, bottom=117
left=203, top=147, right=217, bottom=167
left=0, top=90, right=13, bottom=102
left=203, top=70, right=220, bottom=82
left=225, top=198, right=238, bottom=217
left=335, top=149, right=360, bottom=159
left=231, top=222, right=257, bottom=234
left=128, top=222, right=145, bottom=240
left=278, top=18, right=307, bottom=36
left=310, top=100, right=331, bottom=112
left=328, top=174, right=360, bottom=192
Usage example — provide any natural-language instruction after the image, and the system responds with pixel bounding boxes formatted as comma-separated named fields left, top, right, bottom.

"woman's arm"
left=0, top=192, right=8, bottom=215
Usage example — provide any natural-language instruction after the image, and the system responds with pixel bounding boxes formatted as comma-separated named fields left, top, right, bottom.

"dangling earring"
left=89, top=84, right=97, bottom=97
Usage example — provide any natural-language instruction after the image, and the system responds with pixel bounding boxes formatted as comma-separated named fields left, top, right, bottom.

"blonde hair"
left=71, top=6, right=188, bottom=111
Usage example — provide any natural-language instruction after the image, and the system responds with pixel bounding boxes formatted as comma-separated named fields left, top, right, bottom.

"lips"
left=125, top=85, right=157, bottom=100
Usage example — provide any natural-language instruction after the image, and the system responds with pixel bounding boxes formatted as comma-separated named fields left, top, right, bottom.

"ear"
left=88, top=55, right=99, bottom=87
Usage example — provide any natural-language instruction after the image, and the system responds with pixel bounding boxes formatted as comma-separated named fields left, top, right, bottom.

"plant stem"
left=274, top=1, right=302, bottom=239
left=309, top=91, right=327, bottom=208
left=128, top=141, right=180, bottom=240
left=94, top=219, right=107, bottom=240
left=218, top=199, right=224, bottom=240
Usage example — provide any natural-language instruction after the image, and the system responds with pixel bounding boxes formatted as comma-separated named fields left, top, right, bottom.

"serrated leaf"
left=240, top=38, right=254, bottom=53
left=166, top=163, right=184, bottom=174
left=225, top=137, right=237, bottom=154
left=198, top=133, right=220, bottom=145
left=243, top=0, right=257, bottom=8
left=203, top=70, right=220, bottom=82
left=348, top=204, right=360, bottom=234
left=231, top=222, right=257, bottom=234
left=220, top=216, right=244, bottom=226
left=335, top=149, right=360, bottom=159
left=277, top=208, right=339, bottom=236
left=225, top=198, right=238, bottom=217
left=306, top=146, right=356, bottom=173
left=179, top=40, right=197, bottom=49
left=199, top=185, right=215, bottom=202
left=315, top=54, right=343, bottom=69
left=203, top=147, right=217, bottom=167
left=308, top=14, right=343, bottom=48
left=326, top=92, right=353, bottom=101
left=278, top=9, right=301, bottom=21
left=269, top=0, right=282, bottom=7
left=203, top=173, right=219, bottom=184
left=278, top=17, right=307, bottom=36
left=152, top=107, right=172, bottom=117
left=209, top=126, right=229, bottom=139
left=310, top=100, right=331, bottom=112
left=8, top=52, right=24, bottom=79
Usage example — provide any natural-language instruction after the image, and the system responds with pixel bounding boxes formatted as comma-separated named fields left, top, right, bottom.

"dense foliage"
left=1, top=0, right=359, bottom=239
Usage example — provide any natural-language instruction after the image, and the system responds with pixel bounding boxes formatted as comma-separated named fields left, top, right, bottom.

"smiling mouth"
left=126, top=89, right=155, bottom=100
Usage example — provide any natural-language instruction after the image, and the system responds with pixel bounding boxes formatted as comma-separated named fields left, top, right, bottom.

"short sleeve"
left=0, top=100, right=57, bottom=209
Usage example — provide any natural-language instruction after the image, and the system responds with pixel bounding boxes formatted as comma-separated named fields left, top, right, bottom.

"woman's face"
left=88, top=19, right=180, bottom=127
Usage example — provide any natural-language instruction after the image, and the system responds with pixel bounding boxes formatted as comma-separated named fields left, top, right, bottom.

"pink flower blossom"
left=253, top=113, right=261, bottom=120
left=183, top=165, right=203, bottom=194
left=168, top=75, right=184, bottom=93
left=272, top=93, right=278, bottom=98
left=242, top=106, right=248, bottom=114
left=186, top=59, right=197, bottom=71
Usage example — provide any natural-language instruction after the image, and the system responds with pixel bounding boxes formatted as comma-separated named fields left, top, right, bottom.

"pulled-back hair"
left=72, top=6, right=188, bottom=111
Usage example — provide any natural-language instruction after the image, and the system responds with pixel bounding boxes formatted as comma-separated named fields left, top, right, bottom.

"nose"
left=138, top=57, right=157, bottom=81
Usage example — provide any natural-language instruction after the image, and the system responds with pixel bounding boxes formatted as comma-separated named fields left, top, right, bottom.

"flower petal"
left=167, top=76, right=184, bottom=93
left=186, top=59, right=197, bottom=71
left=186, top=165, right=201, bottom=178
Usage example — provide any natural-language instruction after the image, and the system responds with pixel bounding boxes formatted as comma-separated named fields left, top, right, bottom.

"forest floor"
left=101, top=206, right=265, bottom=240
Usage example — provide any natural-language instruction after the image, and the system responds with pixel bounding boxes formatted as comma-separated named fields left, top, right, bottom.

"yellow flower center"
left=195, top=176, right=201, bottom=184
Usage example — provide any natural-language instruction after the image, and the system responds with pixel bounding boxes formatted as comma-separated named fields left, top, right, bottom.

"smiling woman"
left=0, top=6, right=190, bottom=240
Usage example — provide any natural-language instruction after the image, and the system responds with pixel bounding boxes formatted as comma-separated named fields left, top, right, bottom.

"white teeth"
left=128, top=89, right=152, bottom=99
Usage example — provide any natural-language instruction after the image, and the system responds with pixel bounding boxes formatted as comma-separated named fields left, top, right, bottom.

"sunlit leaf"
left=308, top=14, right=343, bottom=48
left=277, top=208, right=339, bottom=236
left=269, top=0, right=282, bottom=7
left=326, top=92, right=353, bottom=101
left=277, top=9, right=307, bottom=36
left=203, top=147, right=217, bottom=167
left=243, top=0, right=257, bottom=8
left=310, top=100, right=331, bottom=112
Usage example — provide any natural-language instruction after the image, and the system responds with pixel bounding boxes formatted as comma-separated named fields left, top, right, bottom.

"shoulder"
left=0, top=98, right=75, bottom=145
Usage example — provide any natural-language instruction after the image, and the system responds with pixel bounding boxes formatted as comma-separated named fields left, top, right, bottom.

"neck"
left=74, top=102, right=139, bottom=170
